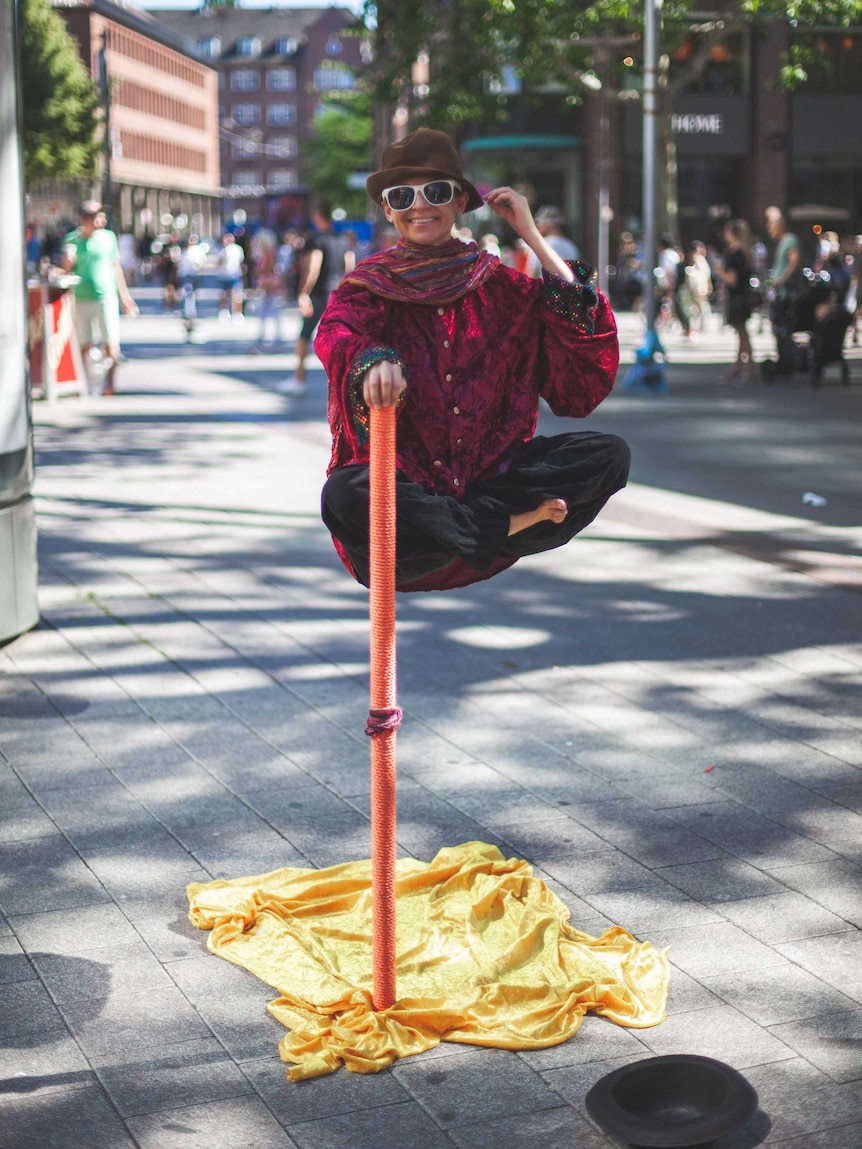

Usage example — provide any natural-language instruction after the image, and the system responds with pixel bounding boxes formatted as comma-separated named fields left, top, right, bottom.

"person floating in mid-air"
left=316, top=128, right=628, bottom=592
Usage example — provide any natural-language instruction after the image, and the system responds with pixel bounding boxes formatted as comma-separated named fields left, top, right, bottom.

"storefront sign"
left=672, top=113, right=724, bottom=135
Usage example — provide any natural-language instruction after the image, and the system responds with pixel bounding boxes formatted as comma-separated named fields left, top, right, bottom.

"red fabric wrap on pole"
left=368, top=404, right=398, bottom=1011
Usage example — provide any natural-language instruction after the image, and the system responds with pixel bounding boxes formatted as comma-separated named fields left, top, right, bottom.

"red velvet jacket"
left=315, top=256, right=620, bottom=591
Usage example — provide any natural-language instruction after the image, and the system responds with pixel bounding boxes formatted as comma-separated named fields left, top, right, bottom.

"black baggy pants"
left=321, top=431, right=631, bottom=588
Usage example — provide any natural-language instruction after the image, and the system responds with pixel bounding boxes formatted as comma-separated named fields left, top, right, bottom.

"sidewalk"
left=1, top=295, right=861, bottom=1148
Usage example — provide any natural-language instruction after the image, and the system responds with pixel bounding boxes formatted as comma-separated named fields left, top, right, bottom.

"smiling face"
left=382, top=185, right=470, bottom=247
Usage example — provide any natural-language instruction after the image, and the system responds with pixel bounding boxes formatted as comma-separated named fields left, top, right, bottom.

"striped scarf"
left=343, top=237, right=499, bottom=306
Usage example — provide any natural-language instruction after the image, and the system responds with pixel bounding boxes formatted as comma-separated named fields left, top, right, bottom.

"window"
left=314, top=63, right=355, bottom=91
left=267, top=67, right=296, bottom=91
left=267, top=136, right=295, bottom=158
left=325, top=37, right=343, bottom=56
left=232, top=138, right=260, bottom=158
left=233, top=169, right=260, bottom=186
left=791, top=32, right=862, bottom=93
left=231, top=69, right=259, bottom=91
left=232, top=103, right=261, bottom=125
left=274, top=37, right=298, bottom=57
left=267, top=103, right=296, bottom=125
left=198, top=37, right=221, bottom=58
left=236, top=36, right=261, bottom=58
left=268, top=169, right=297, bottom=192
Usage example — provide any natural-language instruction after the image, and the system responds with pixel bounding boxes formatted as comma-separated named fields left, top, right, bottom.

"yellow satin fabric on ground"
left=187, top=841, right=669, bottom=1081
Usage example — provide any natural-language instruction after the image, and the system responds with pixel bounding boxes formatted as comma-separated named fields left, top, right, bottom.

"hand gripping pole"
left=367, top=405, right=400, bottom=1011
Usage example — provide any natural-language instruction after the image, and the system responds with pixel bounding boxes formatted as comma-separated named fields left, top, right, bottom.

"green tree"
left=302, top=92, right=373, bottom=218
left=363, top=0, right=860, bottom=237
left=19, top=0, right=100, bottom=184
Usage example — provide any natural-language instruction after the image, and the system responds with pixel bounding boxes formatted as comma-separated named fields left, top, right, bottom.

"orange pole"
left=368, top=404, right=398, bottom=1011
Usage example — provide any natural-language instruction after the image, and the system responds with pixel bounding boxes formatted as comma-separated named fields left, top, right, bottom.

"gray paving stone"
left=0, top=837, right=110, bottom=917
left=0, top=979, right=69, bottom=1043
left=487, top=810, right=617, bottom=863
left=287, top=1099, right=450, bottom=1149
left=0, top=795, right=57, bottom=843
left=392, top=1047, right=561, bottom=1128
left=8, top=903, right=141, bottom=957
left=448, top=1103, right=613, bottom=1149
left=777, top=1123, right=862, bottom=1148
left=636, top=1001, right=796, bottom=1068
left=60, top=981, right=211, bottom=1055
left=127, top=1095, right=299, bottom=1149
left=647, top=921, right=790, bottom=979
left=542, top=851, right=670, bottom=897
left=0, top=1083, right=137, bottom=1149
left=91, top=1036, right=254, bottom=1117
left=0, top=937, right=36, bottom=984
left=241, top=1053, right=410, bottom=1124
left=580, top=885, right=724, bottom=936
left=717, top=890, right=851, bottom=944
left=541, top=1052, right=655, bottom=1115
left=775, top=930, right=862, bottom=992
left=701, top=962, right=860, bottom=1028
left=732, top=1056, right=862, bottom=1143
left=166, top=953, right=288, bottom=1061
left=32, top=941, right=175, bottom=1005
left=775, top=859, right=862, bottom=927
left=516, top=1015, right=651, bottom=1072
left=0, top=1035, right=94, bottom=1103
left=769, top=1009, right=862, bottom=1083
left=655, top=856, right=790, bottom=904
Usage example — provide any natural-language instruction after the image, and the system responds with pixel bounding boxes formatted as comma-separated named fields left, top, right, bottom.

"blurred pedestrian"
left=682, top=240, right=713, bottom=332
left=764, top=206, right=804, bottom=373
left=251, top=228, right=285, bottom=349
left=62, top=200, right=138, bottom=395
left=219, top=233, right=245, bottom=321
left=316, top=126, right=625, bottom=592
left=715, top=219, right=756, bottom=384
left=177, top=236, right=206, bottom=343
left=277, top=202, right=355, bottom=395
left=534, top=206, right=580, bottom=263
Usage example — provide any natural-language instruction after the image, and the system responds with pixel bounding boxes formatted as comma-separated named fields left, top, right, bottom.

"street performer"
left=316, top=127, right=628, bottom=592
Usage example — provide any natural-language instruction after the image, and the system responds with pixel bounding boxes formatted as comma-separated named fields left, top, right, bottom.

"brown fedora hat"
left=367, top=127, right=484, bottom=213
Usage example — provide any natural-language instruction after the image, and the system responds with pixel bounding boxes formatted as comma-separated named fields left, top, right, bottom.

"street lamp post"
left=642, top=0, right=660, bottom=334
left=624, top=0, right=668, bottom=393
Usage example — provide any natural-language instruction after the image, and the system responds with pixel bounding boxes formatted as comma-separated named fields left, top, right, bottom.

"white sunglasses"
left=382, top=180, right=462, bottom=211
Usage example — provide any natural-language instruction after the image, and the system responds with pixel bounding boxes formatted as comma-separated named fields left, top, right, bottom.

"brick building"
left=151, top=5, right=366, bottom=230
left=45, top=0, right=222, bottom=240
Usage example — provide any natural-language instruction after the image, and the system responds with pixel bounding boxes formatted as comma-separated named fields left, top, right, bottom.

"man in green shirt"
left=62, top=200, right=138, bottom=395
left=764, top=205, right=804, bottom=375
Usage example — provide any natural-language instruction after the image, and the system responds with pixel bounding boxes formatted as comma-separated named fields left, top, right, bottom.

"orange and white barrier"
left=28, top=285, right=87, bottom=401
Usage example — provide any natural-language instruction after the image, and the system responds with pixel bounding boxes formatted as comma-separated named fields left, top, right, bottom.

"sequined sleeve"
left=347, top=347, right=407, bottom=446
left=541, top=260, right=599, bottom=334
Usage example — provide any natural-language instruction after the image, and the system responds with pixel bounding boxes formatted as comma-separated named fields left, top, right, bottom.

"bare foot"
left=508, top=498, right=568, bottom=536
